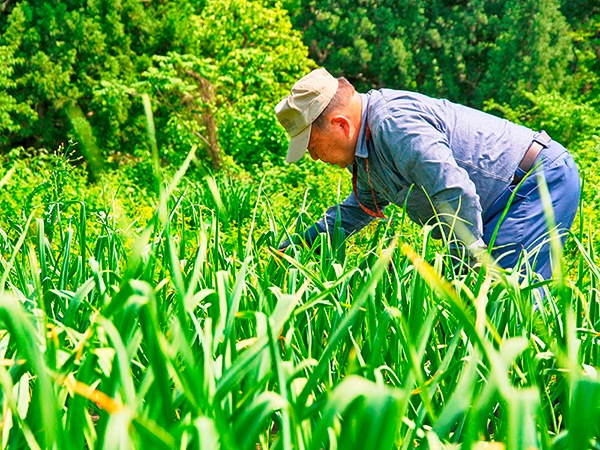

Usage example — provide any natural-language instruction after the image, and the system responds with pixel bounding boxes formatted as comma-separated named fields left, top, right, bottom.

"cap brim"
left=285, top=125, right=311, bottom=163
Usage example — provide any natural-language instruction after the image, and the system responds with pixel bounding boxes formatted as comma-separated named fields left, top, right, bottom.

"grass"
left=0, top=149, right=598, bottom=450
left=0, top=99, right=599, bottom=449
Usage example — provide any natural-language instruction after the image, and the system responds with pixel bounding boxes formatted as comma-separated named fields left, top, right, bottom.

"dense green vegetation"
left=0, top=0, right=311, bottom=172
left=1, top=0, right=600, bottom=448
left=285, top=0, right=599, bottom=107
left=0, top=147, right=599, bottom=449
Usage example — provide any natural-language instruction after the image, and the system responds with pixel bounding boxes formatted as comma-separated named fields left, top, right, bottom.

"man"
left=274, top=68, right=580, bottom=279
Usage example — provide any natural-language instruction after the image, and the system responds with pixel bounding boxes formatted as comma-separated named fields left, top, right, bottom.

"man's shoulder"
left=366, top=89, right=445, bottom=132
left=368, top=88, right=439, bottom=104
left=367, top=89, right=446, bottom=117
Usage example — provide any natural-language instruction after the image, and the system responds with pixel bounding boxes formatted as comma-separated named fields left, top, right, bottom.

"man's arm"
left=377, top=113, right=485, bottom=246
left=281, top=185, right=387, bottom=250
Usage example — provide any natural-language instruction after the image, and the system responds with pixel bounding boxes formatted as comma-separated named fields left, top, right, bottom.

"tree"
left=0, top=0, right=313, bottom=171
left=0, top=6, right=36, bottom=145
left=141, top=0, right=314, bottom=170
left=559, top=2, right=600, bottom=103
left=479, top=0, right=574, bottom=105
left=283, top=0, right=575, bottom=108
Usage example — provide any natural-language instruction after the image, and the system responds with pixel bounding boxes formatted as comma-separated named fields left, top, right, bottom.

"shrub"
left=0, top=0, right=313, bottom=172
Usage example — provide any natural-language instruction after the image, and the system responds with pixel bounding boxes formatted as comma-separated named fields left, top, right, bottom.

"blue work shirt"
left=311, top=89, right=536, bottom=245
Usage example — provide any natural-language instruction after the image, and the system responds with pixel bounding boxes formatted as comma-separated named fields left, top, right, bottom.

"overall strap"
left=351, top=124, right=386, bottom=219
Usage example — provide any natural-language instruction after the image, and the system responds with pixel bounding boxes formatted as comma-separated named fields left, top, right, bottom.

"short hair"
left=313, top=77, right=355, bottom=131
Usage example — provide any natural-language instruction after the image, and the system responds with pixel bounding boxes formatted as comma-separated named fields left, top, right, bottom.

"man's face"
left=306, top=120, right=356, bottom=168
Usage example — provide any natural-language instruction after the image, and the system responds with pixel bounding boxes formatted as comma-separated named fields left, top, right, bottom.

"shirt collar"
left=354, top=92, right=370, bottom=159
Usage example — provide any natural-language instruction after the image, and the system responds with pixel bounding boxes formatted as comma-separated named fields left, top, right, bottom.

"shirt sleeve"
left=377, top=112, right=484, bottom=243
left=309, top=174, right=388, bottom=242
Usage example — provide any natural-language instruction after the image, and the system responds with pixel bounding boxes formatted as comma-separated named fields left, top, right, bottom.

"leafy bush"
left=284, top=0, right=575, bottom=108
left=0, top=153, right=599, bottom=448
left=189, top=0, right=314, bottom=169
left=485, top=90, right=600, bottom=149
left=0, top=0, right=313, bottom=171
left=0, top=144, right=158, bottom=245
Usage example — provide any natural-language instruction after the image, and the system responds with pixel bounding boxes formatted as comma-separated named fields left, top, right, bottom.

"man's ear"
left=331, top=115, right=351, bottom=137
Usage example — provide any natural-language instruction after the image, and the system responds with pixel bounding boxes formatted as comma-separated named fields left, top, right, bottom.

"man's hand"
left=468, top=239, right=488, bottom=272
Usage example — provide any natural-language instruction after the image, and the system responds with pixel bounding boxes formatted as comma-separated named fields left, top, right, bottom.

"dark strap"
left=351, top=123, right=385, bottom=218
left=352, top=163, right=385, bottom=218
left=512, top=130, right=551, bottom=185
left=533, top=130, right=551, bottom=147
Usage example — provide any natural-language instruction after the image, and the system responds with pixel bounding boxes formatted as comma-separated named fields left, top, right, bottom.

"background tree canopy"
left=0, top=0, right=598, bottom=172
left=0, top=0, right=313, bottom=173
left=0, top=3, right=600, bottom=448
left=282, top=0, right=579, bottom=106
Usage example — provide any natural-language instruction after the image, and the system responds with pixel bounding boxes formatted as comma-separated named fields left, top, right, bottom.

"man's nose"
left=308, top=149, right=319, bottom=161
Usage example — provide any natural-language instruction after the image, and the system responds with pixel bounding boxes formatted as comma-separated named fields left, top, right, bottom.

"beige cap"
left=275, top=68, right=338, bottom=163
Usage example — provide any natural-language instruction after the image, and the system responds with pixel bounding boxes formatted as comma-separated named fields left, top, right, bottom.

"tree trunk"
left=187, top=70, right=223, bottom=171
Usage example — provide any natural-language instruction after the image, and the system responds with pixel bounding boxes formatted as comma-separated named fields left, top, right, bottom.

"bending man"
left=274, top=68, right=580, bottom=279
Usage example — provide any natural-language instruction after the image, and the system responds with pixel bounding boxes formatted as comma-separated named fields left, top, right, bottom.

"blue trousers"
left=482, top=140, right=580, bottom=279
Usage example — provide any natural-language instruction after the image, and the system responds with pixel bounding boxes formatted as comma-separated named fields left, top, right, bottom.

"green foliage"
left=0, top=0, right=312, bottom=171
left=0, top=7, right=36, bottom=142
left=0, top=145, right=158, bottom=248
left=570, top=13, right=600, bottom=104
left=0, top=150, right=599, bottom=448
left=0, top=0, right=154, bottom=152
left=138, top=0, right=314, bottom=170
left=194, top=0, right=314, bottom=168
left=284, top=0, right=576, bottom=108
left=139, top=52, right=216, bottom=168
left=282, top=0, right=424, bottom=91
left=479, top=0, right=575, bottom=105
left=485, top=90, right=600, bottom=149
